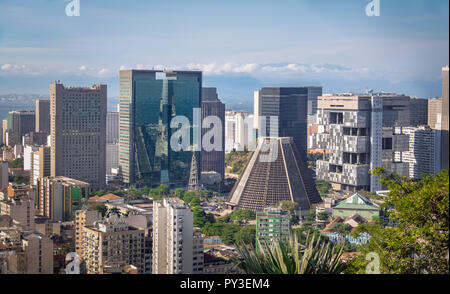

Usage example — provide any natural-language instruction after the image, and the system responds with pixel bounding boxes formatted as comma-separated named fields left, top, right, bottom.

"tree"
left=275, top=201, right=298, bottom=214
left=333, top=223, right=351, bottom=236
left=234, top=225, right=256, bottom=246
left=107, top=207, right=121, bottom=217
left=304, top=210, right=316, bottom=224
left=174, top=188, right=185, bottom=199
left=230, top=209, right=256, bottom=224
left=317, top=211, right=329, bottom=221
left=193, top=206, right=207, bottom=228
left=231, top=233, right=346, bottom=274
left=221, top=223, right=241, bottom=245
left=190, top=197, right=201, bottom=207
left=347, top=168, right=449, bottom=274
left=315, top=180, right=331, bottom=197
left=93, top=204, right=107, bottom=217
left=9, top=158, right=23, bottom=169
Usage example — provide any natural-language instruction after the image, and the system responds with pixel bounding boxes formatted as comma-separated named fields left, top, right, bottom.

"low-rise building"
left=332, top=193, right=380, bottom=221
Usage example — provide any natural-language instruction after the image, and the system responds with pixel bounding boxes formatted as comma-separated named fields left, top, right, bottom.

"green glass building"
left=119, top=70, right=202, bottom=187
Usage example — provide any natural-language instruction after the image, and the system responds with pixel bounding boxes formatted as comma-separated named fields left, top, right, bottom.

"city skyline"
left=0, top=0, right=448, bottom=101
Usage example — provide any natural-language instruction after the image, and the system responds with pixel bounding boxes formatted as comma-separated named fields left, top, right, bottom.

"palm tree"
left=231, top=232, right=346, bottom=274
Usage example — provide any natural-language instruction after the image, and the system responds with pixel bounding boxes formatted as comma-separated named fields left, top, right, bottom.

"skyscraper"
left=119, top=70, right=202, bottom=187
left=409, top=97, right=428, bottom=127
left=6, top=111, right=35, bottom=146
left=441, top=66, right=449, bottom=170
left=256, top=87, right=311, bottom=160
left=201, top=87, right=225, bottom=180
left=106, top=111, right=119, bottom=143
left=50, top=82, right=107, bottom=189
left=35, top=100, right=50, bottom=134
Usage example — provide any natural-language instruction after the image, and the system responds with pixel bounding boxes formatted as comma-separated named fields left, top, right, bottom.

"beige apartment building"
left=0, top=223, right=53, bottom=274
left=80, top=217, right=145, bottom=274
left=75, top=209, right=102, bottom=258
left=0, top=197, right=35, bottom=229
left=50, top=82, right=107, bottom=189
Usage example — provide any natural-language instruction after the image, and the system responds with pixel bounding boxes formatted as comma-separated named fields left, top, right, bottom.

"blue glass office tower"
left=119, top=70, right=202, bottom=187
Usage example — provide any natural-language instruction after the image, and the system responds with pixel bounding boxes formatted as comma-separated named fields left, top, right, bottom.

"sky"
left=0, top=0, right=448, bottom=107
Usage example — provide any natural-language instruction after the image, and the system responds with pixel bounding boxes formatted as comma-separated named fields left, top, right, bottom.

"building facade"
left=50, top=82, right=107, bottom=189
left=312, top=93, right=411, bottom=193
left=80, top=217, right=145, bottom=274
left=402, top=125, right=441, bottom=178
left=409, top=97, right=428, bottom=127
left=153, top=198, right=194, bottom=274
left=6, top=111, right=35, bottom=146
left=31, top=146, right=51, bottom=186
left=119, top=70, right=202, bottom=187
left=256, top=87, right=312, bottom=160
left=106, top=111, right=119, bottom=144
left=201, top=87, right=225, bottom=180
left=225, top=110, right=253, bottom=152
left=36, top=176, right=90, bottom=221
left=227, top=137, right=321, bottom=215
left=35, top=100, right=50, bottom=134
left=256, top=207, right=290, bottom=250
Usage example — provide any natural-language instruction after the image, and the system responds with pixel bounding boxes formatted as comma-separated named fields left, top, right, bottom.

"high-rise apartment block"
left=201, top=87, right=225, bottom=180
left=50, top=82, right=107, bottom=189
left=35, top=100, right=50, bottom=134
left=153, top=198, right=195, bottom=274
left=75, top=209, right=102, bottom=259
left=402, top=125, right=441, bottom=178
left=312, top=93, right=411, bottom=193
left=119, top=70, right=201, bottom=187
left=36, top=176, right=90, bottom=221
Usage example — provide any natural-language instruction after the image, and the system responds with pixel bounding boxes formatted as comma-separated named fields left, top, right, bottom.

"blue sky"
left=0, top=0, right=448, bottom=106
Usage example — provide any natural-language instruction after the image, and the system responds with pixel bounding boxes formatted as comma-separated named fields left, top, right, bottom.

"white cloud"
left=78, top=65, right=87, bottom=71
left=97, top=68, right=109, bottom=75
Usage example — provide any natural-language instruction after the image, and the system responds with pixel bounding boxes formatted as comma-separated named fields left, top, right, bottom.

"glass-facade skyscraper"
left=119, top=70, right=202, bottom=187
